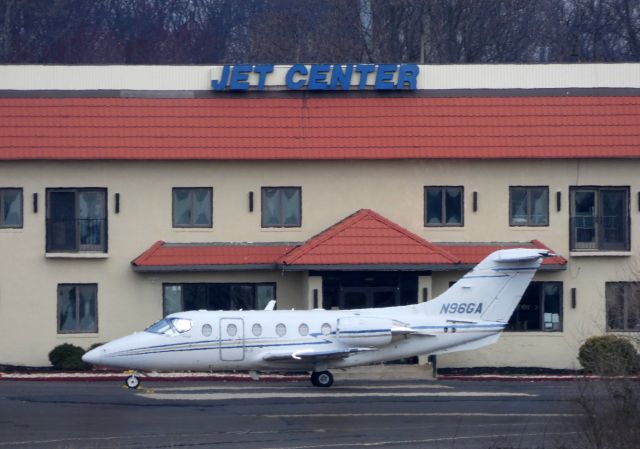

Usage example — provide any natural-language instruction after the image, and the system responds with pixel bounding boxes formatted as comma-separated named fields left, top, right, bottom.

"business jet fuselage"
left=83, top=248, right=549, bottom=387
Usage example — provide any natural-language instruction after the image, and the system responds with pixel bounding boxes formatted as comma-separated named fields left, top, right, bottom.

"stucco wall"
left=1, top=158, right=639, bottom=366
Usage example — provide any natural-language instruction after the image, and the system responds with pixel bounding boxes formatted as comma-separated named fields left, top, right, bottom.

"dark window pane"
left=426, top=188, right=443, bottom=224
left=193, top=189, right=212, bottom=225
left=78, top=285, right=97, bottom=332
left=256, top=285, right=275, bottom=310
left=531, top=188, right=549, bottom=225
left=543, top=283, right=561, bottom=330
left=601, top=190, right=626, bottom=247
left=173, top=190, right=191, bottom=225
left=163, top=285, right=182, bottom=315
left=79, top=191, right=105, bottom=247
left=282, top=188, right=301, bottom=226
left=262, top=188, right=280, bottom=226
left=606, top=283, right=626, bottom=330
left=58, top=285, right=77, bottom=331
left=1, top=189, right=22, bottom=227
left=48, top=192, right=77, bottom=251
left=510, top=188, right=528, bottom=225
left=445, top=188, right=462, bottom=224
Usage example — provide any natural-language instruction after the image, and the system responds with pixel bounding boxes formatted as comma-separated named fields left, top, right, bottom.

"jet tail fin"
left=420, top=248, right=548, bottom=323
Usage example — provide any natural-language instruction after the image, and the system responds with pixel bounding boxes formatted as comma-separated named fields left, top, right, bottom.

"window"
left=321, top=323, right=332, bottom=335
left=606, top=282, right=640, bottom=331
left=252, top=323, right=263, bottom=337
left=172, top=188, right=212, bottom=228
left=0, top=188, right=23, bottom=228
left=261, top=187, right=301, bottom=228
left=299, top=323, right=309, bottom=336
left=57, top=284, right=97, bottom=333
left=46, top=189, right=107, bottom=253
left=424, top=186, right=463, bottom=226
left=570, top=187, right=629, bottom=251
left=202, top=324, right=212, bottom=337
left=509, top=187, right=548, bottom=226
left=276, top=323, right=287, bottom=337
left=506, top=282, right=562, bottom=332
left=163, top=283, right=276, bottom=315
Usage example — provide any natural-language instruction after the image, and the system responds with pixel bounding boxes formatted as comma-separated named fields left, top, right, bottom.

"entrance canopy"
left=132, top=209, right=566, bottom=272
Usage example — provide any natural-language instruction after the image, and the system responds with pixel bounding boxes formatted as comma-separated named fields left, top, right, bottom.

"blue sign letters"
left=211, top=64, right=419, bottom=91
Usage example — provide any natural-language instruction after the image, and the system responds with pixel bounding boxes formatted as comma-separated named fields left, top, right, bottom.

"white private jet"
left=83, top=248, right=550, bottom=388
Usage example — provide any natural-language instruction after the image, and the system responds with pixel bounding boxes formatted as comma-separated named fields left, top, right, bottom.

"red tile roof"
left=131, top=241, right=295, bottom=270
left=131, top=212, right=566, bottom=271
left=280, top=209, right=460, bottom=266
left=438, top=240, right=567, bottom=267
left=2, top=96, right=640, bottom=160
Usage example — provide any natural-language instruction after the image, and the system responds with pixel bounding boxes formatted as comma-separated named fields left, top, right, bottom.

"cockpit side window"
left=170, top=318, right=192, bottom=333
left=145, top=317, right=192, bottom=335
left=145, top=319, right=173, bottom=334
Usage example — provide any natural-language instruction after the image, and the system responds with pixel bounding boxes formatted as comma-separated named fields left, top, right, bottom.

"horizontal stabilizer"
left=262, top=347, right=376, bottom=362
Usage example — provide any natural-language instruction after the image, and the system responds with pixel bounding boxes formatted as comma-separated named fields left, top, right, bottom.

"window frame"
left=569, top=186, right=630, bottom=252
left=172, top=187, right=213, bottom=228
left=606, top=282, right=640, bottom=332
left=46, top=188, right=108, bottom=253
left=57, top=283, right=98, bottom=334
left=509, top=186, right=549, bottom=227
left=261, top=186, right=302, bottom=228
left=162, top=282, right=277, bottom=316
left=0, top=188, right=23, bottom=229
left=423, top=186, right=464, bottom=227
left=505, top=281, right=563, bottom=332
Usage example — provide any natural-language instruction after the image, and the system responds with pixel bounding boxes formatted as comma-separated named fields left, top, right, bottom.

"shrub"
left=578, top=335, right=640, bottom=376
left=48, top=343, right=91, bottom=371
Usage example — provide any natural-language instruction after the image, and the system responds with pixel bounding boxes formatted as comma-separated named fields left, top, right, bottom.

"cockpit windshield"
left=145, top=318, right=192, bottom=335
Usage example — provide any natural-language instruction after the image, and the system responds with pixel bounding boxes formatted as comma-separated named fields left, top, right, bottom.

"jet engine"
left=336, top=316, right=396, bottom=347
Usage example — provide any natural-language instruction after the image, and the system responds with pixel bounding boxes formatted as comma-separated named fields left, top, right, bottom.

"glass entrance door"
left=340, top=287, right=398, bottom=309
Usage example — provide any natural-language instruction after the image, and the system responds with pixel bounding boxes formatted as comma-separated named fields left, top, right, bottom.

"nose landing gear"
left=310, top=370, right=333, bottom=387
left=125, top=373, right=141, bottom=389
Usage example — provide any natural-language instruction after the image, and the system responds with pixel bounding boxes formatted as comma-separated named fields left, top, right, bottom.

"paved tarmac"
left=0, top=379, right=586, bottom=449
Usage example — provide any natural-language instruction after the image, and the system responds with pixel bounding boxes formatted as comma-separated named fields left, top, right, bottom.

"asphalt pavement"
left=0, top=378, right=588, bottom=449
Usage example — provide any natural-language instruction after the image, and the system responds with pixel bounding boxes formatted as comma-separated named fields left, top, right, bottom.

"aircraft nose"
left=82, top=346, right=106, bottom=365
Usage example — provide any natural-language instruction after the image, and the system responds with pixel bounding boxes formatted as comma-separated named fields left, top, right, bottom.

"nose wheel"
left=125, top=374, right=140, bottom=389
left=310, top=370, right=333, bottom=387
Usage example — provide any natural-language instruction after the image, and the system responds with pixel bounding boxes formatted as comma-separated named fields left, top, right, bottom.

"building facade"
left=1, top=64, right=639, bottom=369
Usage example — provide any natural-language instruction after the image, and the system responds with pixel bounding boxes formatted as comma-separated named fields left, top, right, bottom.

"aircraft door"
left=219, top=318, right=244, bottom=361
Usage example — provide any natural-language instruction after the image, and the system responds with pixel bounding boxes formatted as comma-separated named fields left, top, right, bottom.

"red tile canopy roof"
left=132, top=210, right=566, bottom=271
left=2, top=96, right=640, bottom=160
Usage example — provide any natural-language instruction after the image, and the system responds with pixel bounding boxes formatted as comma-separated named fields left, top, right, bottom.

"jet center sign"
left=210, top=64, right=419, bottom=91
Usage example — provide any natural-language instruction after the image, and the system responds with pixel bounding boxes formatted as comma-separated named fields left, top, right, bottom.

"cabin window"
left=509, top=186, right=549, bottom=226
left=46, top=189, right=107, bottom=253
left=261, top=187, right=301, bottom=228
left=252, top=323, right=263, bottom=336
left=321, top=323, right=332, bottom=335
left=172, top=187, right=213, bottom=228
left=201, top=324, right=212, bottom=337
left=570, top=187, right=629, bottom=251
left=226, top=323, right=238, bottom=337
left=424, top=186, right=463, bottom=227
left=163, top=283, right=276, bottom=315
left=606, top=282, right=640, bottom=331
left=57, top=283, right=98, bottom=333
left=276, top=323, right=287, bottom=337
left=506, top=282, right=562, bottom=332
left=298, top=323, right=309, bottom=336
left=0, top=188, right=23, bottom=228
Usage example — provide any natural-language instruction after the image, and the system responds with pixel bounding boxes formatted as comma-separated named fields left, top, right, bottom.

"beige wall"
left=1, top=159, right=639, bottom=367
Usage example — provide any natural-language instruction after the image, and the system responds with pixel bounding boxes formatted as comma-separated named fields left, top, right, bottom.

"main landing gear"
left=310, top=370, right=333, bottom=387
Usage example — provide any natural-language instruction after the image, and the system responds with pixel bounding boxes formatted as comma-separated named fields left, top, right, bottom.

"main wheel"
left=311, top=370, right=333, bottom=388
left=125, top=374, right=140, bottom=389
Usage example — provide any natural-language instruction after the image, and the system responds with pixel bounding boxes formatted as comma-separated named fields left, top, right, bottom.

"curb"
left=0, top=371, right=307, bottom=383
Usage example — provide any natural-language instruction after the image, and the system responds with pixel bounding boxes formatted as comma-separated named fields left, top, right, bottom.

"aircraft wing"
left=262, top=347, right=377, bottom=362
